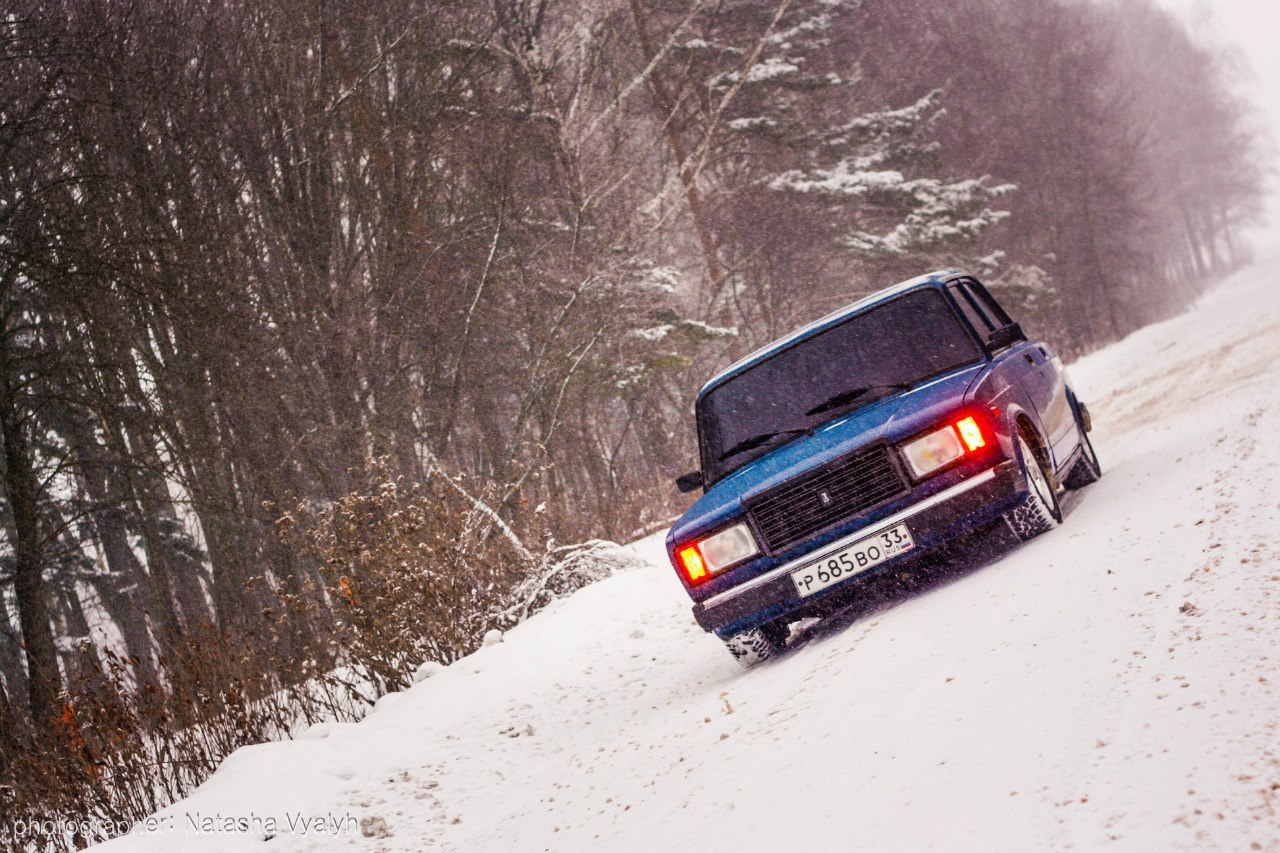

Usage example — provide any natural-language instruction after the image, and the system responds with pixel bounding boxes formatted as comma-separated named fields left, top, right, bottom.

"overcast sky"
left=1159, top=0, right=1280, bottom=226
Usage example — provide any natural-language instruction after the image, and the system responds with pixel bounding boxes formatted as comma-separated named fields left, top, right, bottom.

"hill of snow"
left=99, top=246, right=1280, bottom=852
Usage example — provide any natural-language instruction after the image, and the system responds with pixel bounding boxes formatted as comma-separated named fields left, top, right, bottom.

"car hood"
left=669, top=363, right=987, bottom=547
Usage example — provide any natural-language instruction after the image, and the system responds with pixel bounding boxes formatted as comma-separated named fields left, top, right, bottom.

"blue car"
left=666, top=271, right=1101, bottom=667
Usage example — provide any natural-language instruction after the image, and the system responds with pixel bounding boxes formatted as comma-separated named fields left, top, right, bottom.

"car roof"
left=697, top=269, right=965, bottom=401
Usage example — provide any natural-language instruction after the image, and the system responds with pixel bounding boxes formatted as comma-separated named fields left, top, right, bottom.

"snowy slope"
left=100, top=250, right=1280, bottom=853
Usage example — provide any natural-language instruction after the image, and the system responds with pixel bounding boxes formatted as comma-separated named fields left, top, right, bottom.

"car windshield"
left=696, top=288, right=982, bottom=485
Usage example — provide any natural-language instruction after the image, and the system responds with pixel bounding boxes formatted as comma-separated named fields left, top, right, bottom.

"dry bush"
left=283, top=465, right=643, bottom=689
left=282, top=468, right=537, bottom=693
left=0, top=633, right=349, bottom=851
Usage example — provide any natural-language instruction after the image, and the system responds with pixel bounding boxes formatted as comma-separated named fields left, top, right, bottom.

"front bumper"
left=693, top=460, right=1022, bottom=636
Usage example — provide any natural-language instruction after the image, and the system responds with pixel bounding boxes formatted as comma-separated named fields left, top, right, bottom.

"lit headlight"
left=902, top=425, right=965, bottom=478
left=676, top=522, right=760, bottom=584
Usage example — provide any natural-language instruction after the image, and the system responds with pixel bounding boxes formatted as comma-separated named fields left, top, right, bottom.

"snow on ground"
left=100, top=249, right=1280, bottom=852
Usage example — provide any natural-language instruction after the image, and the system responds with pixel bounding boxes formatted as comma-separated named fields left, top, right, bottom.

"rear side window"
left=967, top=279, right=1014, bottom=327
left=948, top=284, right=994, bottom=334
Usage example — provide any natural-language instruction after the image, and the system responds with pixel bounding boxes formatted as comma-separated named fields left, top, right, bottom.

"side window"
left=948, top=284, right=995, bottom=335
left=966, top=279, right=1014, bottom=327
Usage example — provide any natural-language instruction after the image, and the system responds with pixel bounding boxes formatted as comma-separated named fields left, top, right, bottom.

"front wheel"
left=722, top=621, right=788, bottom=668
left=1003, top=433, right=1062, bottom=542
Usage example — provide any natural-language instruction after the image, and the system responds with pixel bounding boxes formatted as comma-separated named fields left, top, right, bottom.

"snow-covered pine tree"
left=765, top=90, right=1015, bottom=265
left=615, top=262, right=739, bottom=395
left=641, top=0, right=1015, bottom=340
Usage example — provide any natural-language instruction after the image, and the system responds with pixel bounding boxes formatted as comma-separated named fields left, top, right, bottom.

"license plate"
left=791, top=523, right=915, bottom=598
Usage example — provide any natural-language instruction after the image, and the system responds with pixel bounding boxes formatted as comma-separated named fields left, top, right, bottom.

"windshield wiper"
left=717, top=427, right=812, bottom=462
left=804, top=382, right=914, bottom=418
left=714, top=383, right=914, bottom=465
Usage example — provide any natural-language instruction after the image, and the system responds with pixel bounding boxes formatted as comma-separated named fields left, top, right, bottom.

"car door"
left=1017, top=343, right=1076, bottom=468
left=946, top=279, right=1045, bottom=431
left=963, top=279, right=1077, bottom=471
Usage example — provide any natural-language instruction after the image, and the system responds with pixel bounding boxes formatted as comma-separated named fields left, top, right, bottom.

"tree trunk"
left=0, top=364, right=62, bottom=728
left=52, top=580, right=104, bottom=687
left=627, top=0, right=725, bottom=293
left=84, top=567, right=159, bottom=691
left=120, top=413, right=215, bottom=629
left=54, top=407, right=184, bottom=656
left=0, top=591, right=30, bottom=720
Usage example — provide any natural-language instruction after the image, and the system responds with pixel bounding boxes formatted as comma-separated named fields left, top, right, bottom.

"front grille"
left=747, top=444, right=909, bottom=553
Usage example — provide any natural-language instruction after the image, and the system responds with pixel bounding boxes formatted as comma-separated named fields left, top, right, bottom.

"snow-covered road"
left=101, top=249, right=1280, bottom=852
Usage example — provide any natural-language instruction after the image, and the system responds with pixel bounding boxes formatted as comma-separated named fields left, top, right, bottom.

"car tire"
left=1004, top=433, right=1062, bottom=542
left=722, top=621, right=788, bottom=668
left=1063, top=419, right=1101, bottom=490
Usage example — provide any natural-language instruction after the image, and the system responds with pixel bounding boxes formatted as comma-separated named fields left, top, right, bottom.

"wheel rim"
left=1021, top=436, right=1053, bottom=509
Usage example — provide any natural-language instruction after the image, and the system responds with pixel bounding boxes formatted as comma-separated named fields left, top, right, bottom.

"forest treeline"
left=0, top=0, right=1263, bottom=841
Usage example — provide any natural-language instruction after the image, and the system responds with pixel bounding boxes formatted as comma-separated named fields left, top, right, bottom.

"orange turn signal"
left=955, top=416, right=986, bottom=452
left=678, top=545, right=708, bottom=583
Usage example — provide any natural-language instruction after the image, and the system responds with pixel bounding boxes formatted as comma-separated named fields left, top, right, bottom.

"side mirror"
left=675, top=470, right=705, bottom=493
left=986, top=323, right=1026, bottom=351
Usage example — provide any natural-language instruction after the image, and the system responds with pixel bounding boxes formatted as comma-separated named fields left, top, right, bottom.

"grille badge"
left=818, top=490, right=833, bottom=508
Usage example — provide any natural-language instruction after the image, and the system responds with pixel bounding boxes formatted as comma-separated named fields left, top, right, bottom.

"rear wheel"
left=1004, top=433, right=1061, bottom=541
left=722, top=620, right=788, bottom=668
